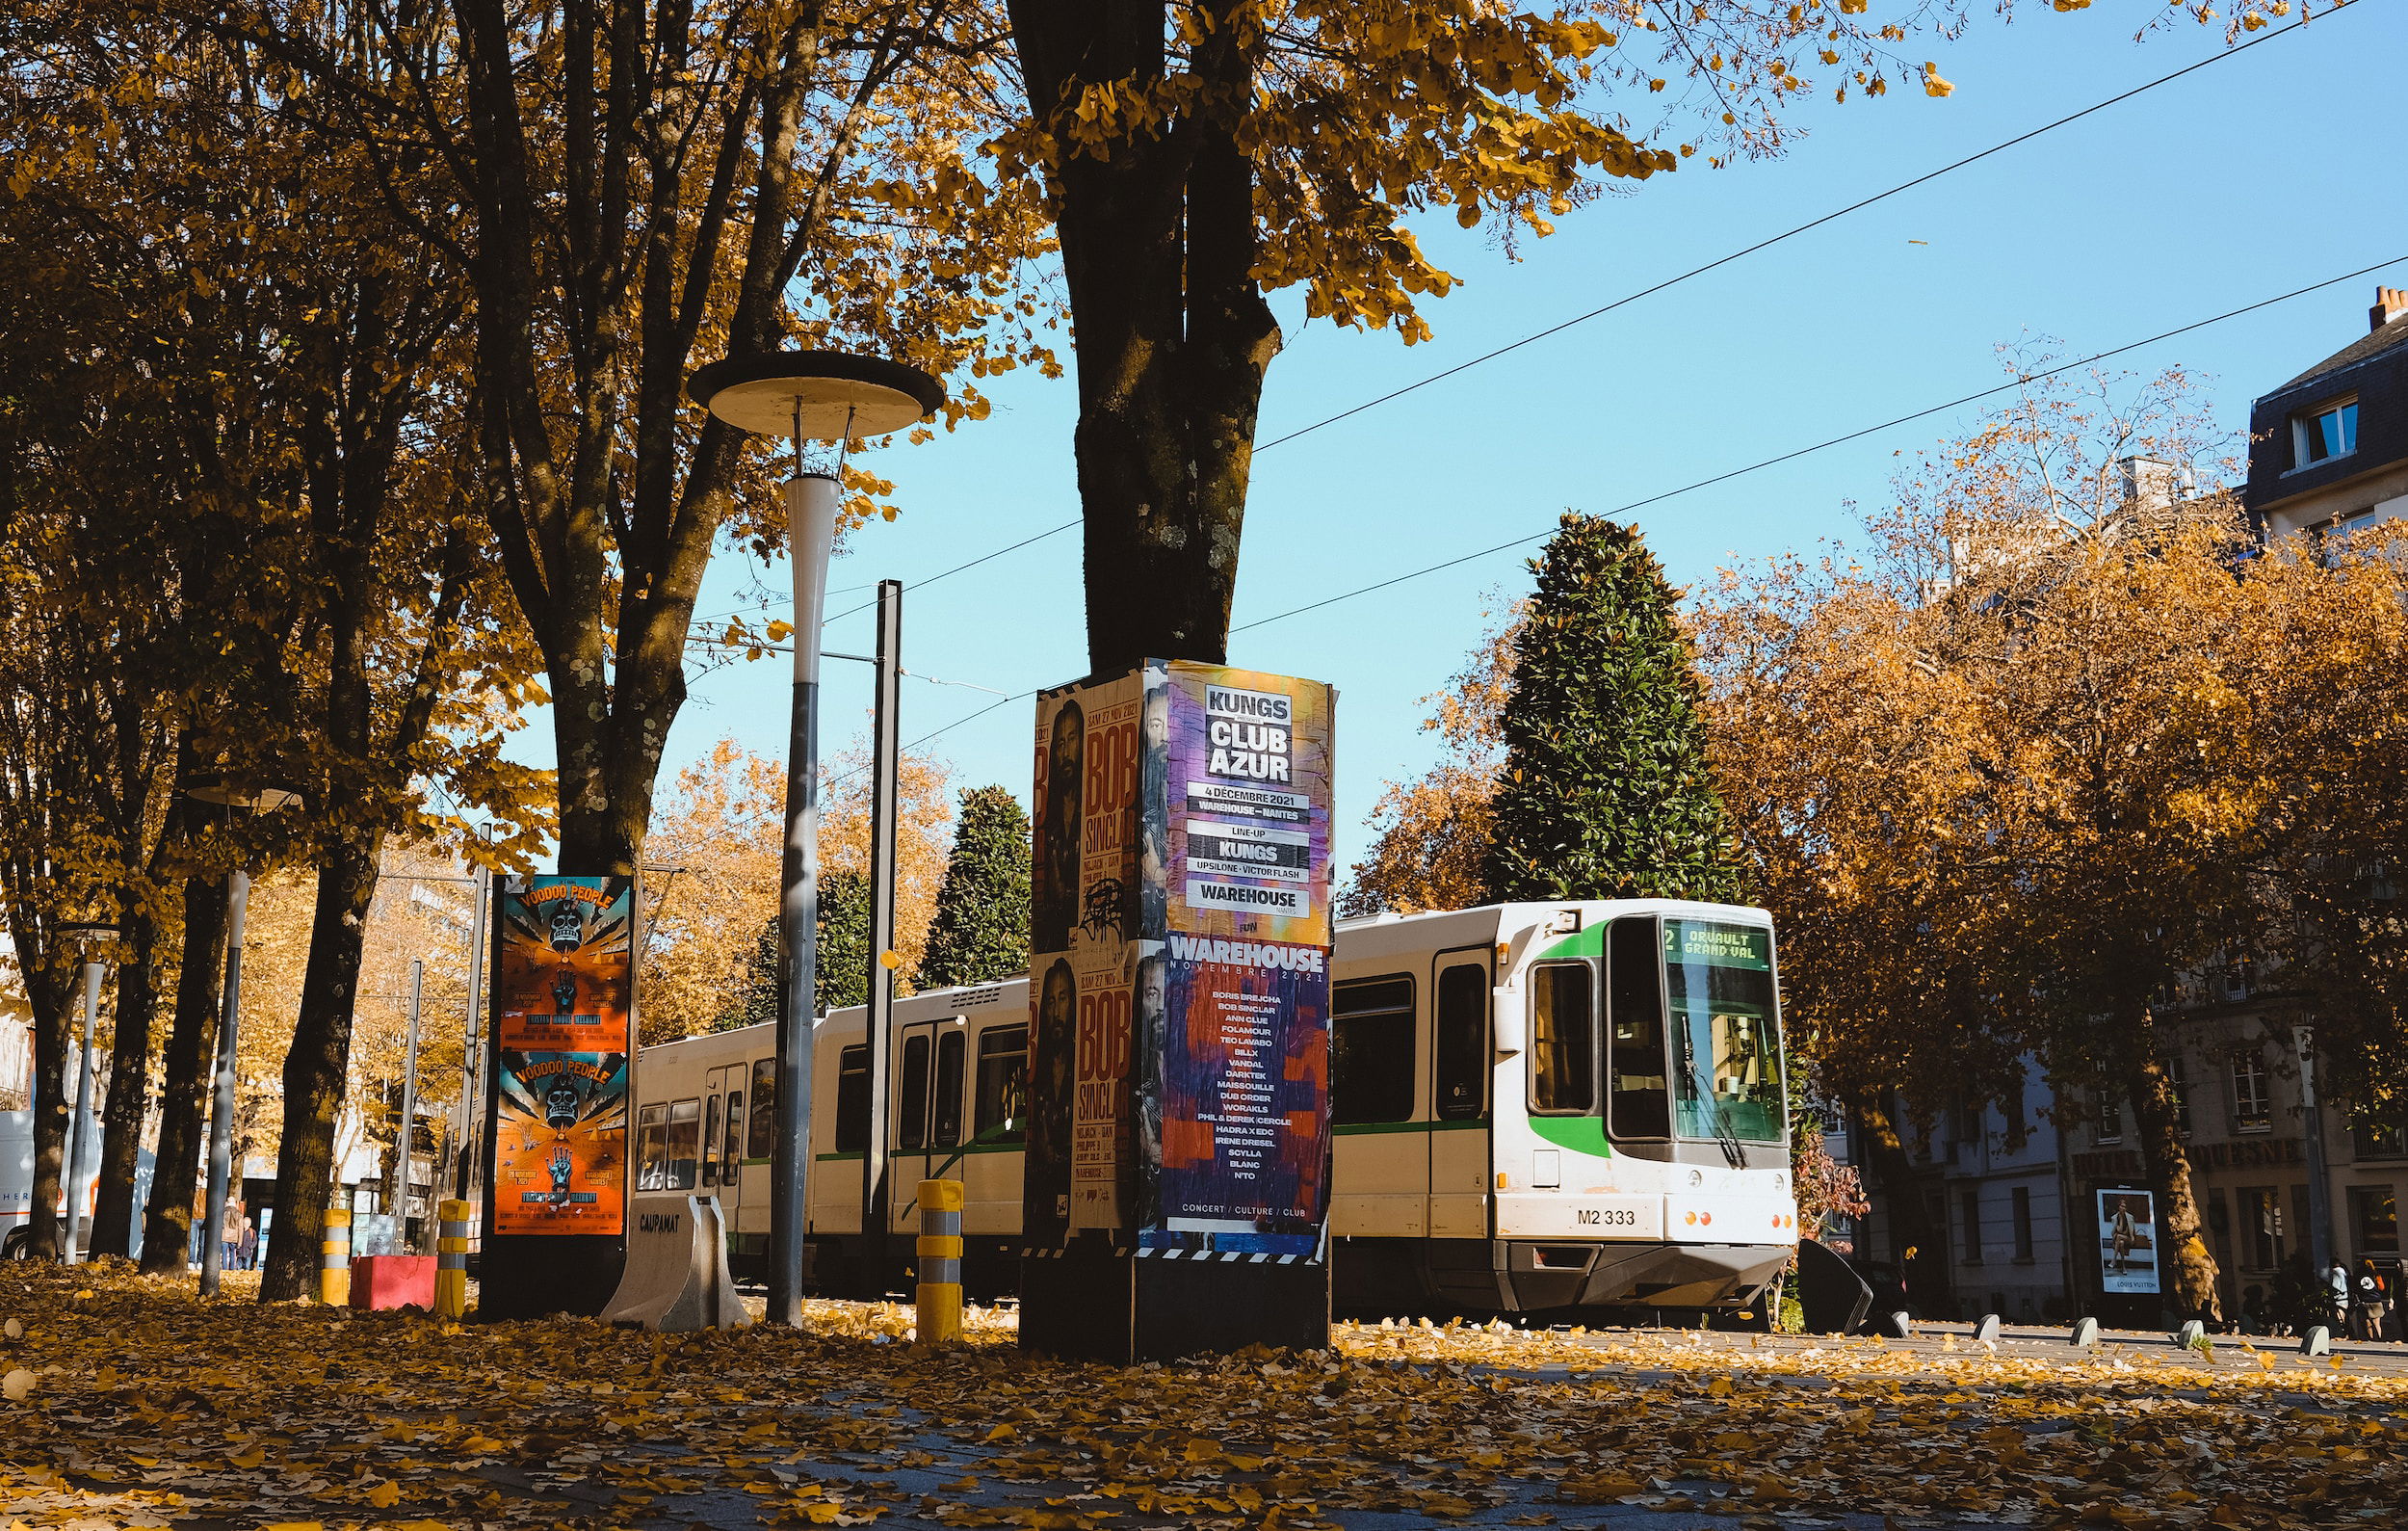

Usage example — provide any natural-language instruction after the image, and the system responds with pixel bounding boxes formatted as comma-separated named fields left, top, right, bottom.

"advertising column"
left=1020, top=661, right=1334, bottom=1362
left=479, top=875, right=636, bottom=1320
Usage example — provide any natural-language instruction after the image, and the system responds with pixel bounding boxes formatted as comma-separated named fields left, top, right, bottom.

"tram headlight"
left=1772, top=1171, right=1788, bottom=1191
left=1686, top=1169, right=1704, bottom=1189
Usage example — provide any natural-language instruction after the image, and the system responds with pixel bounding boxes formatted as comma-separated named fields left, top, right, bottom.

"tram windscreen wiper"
left=1688, top=1054, right=1749, bottom=1170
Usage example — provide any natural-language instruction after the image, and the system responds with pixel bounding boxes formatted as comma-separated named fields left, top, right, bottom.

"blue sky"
left=615, top=2, right=2404, bottom=879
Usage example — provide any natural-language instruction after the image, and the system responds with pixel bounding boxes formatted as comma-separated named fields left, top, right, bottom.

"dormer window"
left=2293, top=397, right=2358, bottom=468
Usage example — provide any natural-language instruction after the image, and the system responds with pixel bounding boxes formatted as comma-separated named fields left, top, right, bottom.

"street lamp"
left=686, top=350, right=942, bottom=1327
left=185, top=778, right=300, bottom=1295
left=51, top=920, right=121, bottom=1264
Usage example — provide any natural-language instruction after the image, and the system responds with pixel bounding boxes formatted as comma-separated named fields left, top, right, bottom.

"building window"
left=2231, top=1051, right=2272, bottom=1134
left=2242, top=1186, right=2286, bottom=1270
left=2293, top=398, right=2358, bottom=467
left=1958, top=1188, right=1983, bottom=1264
left=2162, top=1054, right=2192, bottom=1138
left=2351, top=1106, right=2408, bottom=1161
left=2012, top=1185, right=2035, bottom=1261
left=2350, top=1185, right=2400, bottom=1256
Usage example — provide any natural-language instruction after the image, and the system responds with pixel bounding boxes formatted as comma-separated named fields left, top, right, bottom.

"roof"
left=2273, top=310, right=2408, bottom=396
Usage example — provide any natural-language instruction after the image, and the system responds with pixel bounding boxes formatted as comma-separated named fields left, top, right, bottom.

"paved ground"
left=6, top=1268, right=2405, bottom=1530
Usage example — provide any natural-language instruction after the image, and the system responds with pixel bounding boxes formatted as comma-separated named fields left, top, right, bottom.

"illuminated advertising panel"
left=489, top=876, right=633, bottom=1236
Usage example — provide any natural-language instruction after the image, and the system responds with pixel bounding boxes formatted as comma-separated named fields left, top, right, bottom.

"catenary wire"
left=823, top=251, right=2407, bottom=778
left=1230, top=254, right=2408, bottom=634
left=811, top=11, right=2335, bottom=617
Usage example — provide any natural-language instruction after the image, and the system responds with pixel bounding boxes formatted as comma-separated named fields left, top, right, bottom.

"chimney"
left=2117, top=455, right=2176, bottom=513
left=2374, top=286, right=2408, bottom=332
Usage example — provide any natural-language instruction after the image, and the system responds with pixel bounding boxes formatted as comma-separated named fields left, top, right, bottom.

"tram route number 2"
left=1574, top=1208, right=1639, bottom=1227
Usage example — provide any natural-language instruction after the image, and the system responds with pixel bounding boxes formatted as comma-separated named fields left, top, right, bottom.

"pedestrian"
left=2354, top=1262, right=2390, bottom=1341
left=2326, top=1260, right=2351, bottom=1332
left=238, top=1216, right=258, bottom=1272
left=220, top=1197, right=244, bottom=1273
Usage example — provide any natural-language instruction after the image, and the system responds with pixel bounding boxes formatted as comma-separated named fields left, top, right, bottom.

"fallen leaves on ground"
left=0, top=1262, right=2403, bottom=1529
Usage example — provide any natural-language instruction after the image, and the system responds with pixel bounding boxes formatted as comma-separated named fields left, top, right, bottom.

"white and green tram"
left=631, top=899, right=1799, bottom=1317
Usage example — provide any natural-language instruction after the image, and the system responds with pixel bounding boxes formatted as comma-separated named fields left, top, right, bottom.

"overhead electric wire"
left=833, top=251, right=2407, bottom=772
left=1230, top=254, right=2408, bottom=635
left=809, top=11, right=2334, bottom=613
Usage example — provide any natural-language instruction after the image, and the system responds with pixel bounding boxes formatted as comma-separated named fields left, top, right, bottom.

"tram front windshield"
left=1663, top=920, right=1786, bottom=1144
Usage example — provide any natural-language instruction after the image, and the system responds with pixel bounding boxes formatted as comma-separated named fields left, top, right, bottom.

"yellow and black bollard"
left=320, top=1205, right=352, bottom=1307
left=915, top=1179, right=964, bottom=1346
left=435, top=1200, right=472, bottom=1319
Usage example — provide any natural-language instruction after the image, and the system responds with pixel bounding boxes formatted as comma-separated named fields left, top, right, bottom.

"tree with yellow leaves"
left=643, top=739, right=955, bottom=1043
left=1693, top=362, right=2390, bottom=1318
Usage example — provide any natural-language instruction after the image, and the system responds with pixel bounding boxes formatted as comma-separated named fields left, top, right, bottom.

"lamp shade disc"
left=689, top=351, right=946, bottom=439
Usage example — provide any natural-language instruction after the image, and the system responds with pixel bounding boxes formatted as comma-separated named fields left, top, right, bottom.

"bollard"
left=915, top=1179, right=964, bottom=1346
left=2071, top=1316, right=2101, bottom=1348
left=435, top=1200, right=472, bottom=1319
left=320, top=1206, right=352, bottom=1307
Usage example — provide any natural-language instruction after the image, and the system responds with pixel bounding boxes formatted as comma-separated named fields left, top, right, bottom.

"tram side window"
left=1333, top=976, right=1416, bottom=1125
left=899, top=1034, right=932, bottom=1150
left=933, top=1030, right=966, bottom=1148
left=975, top=1026, right=1029, bottom=1142
left=1608, top=917, right=1669, bottom=1138
left=701, top=1095, right=722, bottom=1185
left=834, top=1045, right=872, bottom=1152
left=1530, top=963, right=1595, bottom=1115
left=746, top=1057, right=776, bottom=1160
left=636, top=1103, right=668, bottom=1191
left=666, top=1098, right=701, bottom=1189
left=721, top=1090, right=744, bottom=1179
left=1433, top=963, right=1488, bottom=1121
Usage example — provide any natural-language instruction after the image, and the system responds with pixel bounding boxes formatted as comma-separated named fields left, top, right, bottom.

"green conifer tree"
left=1482, top=513, right=1750, bottom=905
left=917, top=785, right=1033, bottom=989
left=720, top=870, right=874, bottom=1027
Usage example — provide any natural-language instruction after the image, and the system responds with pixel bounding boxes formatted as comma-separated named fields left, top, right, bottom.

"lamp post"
left=186, top=779, right=299, bottom=1296
left=51, top=921, right=121, bottom=1264
left=686, top=351, right=942, bottom=1327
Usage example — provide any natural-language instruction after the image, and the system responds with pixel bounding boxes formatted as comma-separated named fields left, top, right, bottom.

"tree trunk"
left=89, top=911, right=159, bottom=1258
left=1008, top=0, right=1281, bottom=675
left=1854, top=1094, right=1950, bottom=1313
left=2126, top=1003, right=2221, bottom=1319
left=22, top=958, right=75, bottom=1259
left=260, top=836, right=381, bottom=1302
left=140, top=875, right=226, bottom=1275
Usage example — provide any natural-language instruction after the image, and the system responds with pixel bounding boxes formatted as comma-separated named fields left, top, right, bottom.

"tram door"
left=1427, top=949, right=1492, bottom=1239
left=700, top=1065, right=745, bottom=1212
left=887, top=1017, right=969, bottom=1238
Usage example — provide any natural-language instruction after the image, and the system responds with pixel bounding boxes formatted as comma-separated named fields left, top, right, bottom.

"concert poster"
left=489, top=875, right=634, bottom=1236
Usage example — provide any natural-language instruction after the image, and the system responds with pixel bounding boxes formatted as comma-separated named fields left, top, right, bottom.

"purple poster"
left=1027, top=662, right=1335, bottom=1263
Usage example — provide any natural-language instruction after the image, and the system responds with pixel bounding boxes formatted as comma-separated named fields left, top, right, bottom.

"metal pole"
left=456, top=855, right=490, bottom=1202
left=60, top=961, right=101, bottom=1264
left=199, top=868, right=248, bottom=1296
left=860, top=578, right=903, bottom=1297
left=398, top=960, right=423, bottom=1246
left=2296, top=1024, right=2336, bottom=1282
left=772, top=472, right=839, bottom=1326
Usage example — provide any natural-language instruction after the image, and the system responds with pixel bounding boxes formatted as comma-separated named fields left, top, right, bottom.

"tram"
left=633, top=899, right=1799, bottom=1317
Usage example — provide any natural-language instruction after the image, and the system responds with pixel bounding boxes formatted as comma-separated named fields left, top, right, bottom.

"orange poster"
left=489, top=876, right=633, bottom=1235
